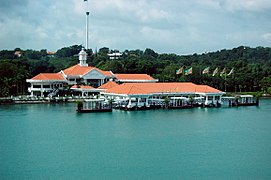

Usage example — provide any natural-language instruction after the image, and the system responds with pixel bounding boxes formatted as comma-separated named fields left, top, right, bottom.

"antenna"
left=84, top=0, right=89, bottom=50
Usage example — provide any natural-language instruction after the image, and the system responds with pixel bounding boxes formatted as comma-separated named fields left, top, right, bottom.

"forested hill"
left=0, top=45, right=271, bottom=96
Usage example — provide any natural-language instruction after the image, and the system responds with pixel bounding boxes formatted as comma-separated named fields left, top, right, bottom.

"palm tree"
left=164, top=96, right=170, bottom=109
left=76, top=101, right=83, bottom=111
left=188, top=95, right=194, bottom=106
left=108, top=98, right=114, bottom=109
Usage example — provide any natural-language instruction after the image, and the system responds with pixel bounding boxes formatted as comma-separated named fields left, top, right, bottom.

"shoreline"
left=0, top=96, right=85, bottom=105
left=1, top=93, right=270, bottom=106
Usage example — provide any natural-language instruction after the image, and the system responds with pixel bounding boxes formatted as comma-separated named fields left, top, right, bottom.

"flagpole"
left=224, top=75, right=227, bottom=92
left=84, top=0, right=90, bottom=50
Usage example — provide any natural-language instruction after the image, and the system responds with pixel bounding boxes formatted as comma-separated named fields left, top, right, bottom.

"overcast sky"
left=0, top=0, right=271, bottom=54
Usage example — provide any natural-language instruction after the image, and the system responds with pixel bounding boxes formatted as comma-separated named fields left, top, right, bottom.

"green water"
left=1, top=99, right=271, bottom=179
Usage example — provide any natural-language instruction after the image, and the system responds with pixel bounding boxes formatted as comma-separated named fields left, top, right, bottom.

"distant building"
left=60, top=49, right=115, bottom=87
left=26, top=73, right=67, bottom=97
left=26, top=49, right=225, bottom=106
left=14, top=51, right=22, bottom=57
left=47, top=51, right=56, bottom=57
left=102, top=82, right=225, bottom=108
left=108, top=52, right=122, bottom=60
left=26, top=49, right=156, bottom=97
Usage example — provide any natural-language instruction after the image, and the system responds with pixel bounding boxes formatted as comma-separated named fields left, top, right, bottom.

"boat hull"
left=77, top=108, right=112, bottom=113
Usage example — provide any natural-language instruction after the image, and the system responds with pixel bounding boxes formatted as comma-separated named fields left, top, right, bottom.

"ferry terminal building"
left=26, top=49, right=225, bottom=107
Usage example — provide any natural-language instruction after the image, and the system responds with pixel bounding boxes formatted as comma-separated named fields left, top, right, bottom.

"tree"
left=260, top=77, right=271, bottom=93
left=56, top=45, right=83, bottom=57
left=0, top=50, right=14, bottom=59
left=0, top=61, right=29, bottom=96
left=144, top=48, right=158, bottom=59
left=98, top=47, right=110, bottom=54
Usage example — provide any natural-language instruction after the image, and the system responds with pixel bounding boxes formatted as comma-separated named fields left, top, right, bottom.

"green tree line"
left=1, top=45, right=271, bottom=97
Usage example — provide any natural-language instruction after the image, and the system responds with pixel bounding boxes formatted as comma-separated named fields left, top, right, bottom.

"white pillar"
left=128, top=97, right=132, bottom=108
left=205, top=95, right=208, bottom=105
left=30, top=84, right=33, bottom=96
left=85, top=101, right=88, bottom=109
left=41, top=84, right=44, bottom=97
left=146, top=97, right=149, bottom=107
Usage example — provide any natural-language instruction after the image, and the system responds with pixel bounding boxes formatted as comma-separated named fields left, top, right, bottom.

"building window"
left=43, top=85, right=50, bottom=88
left=33, top=85, right=41, bottom=88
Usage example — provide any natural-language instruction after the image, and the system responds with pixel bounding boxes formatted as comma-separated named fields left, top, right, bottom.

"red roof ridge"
left=30, top=72, right=65, bottom=81
left=98, top=81, right=119, bottom=89
left=115, top=73, right=155, bottom=80
left=103, top=82, right=222, bottom=95
left=62, top=64, right=114, bottom=77
left=127, top=85, right=149, bottom=95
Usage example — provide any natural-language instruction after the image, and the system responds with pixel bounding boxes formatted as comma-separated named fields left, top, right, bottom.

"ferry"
left=222, top=95, right=259, bottom=107
left=233, top=95, right=259, bottom=106
left=76, top=99, right=112, bottom=113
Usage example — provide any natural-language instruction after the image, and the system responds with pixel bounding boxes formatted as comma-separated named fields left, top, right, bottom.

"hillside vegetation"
left=0, top=45, right=271, bottom=97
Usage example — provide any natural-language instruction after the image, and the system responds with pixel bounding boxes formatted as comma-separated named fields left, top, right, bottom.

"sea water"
left=0, top=99, right=271, bottom=179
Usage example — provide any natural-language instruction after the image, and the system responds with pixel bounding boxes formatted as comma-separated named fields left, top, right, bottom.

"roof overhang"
left=102, top=92, right=152, bottom=98
left=66, top=75, right=81, bottom=78
left=238, top=95, right=254, bottom=98
left=26, top=79, right=67, bottom=83
left=70, top=88, right=102, bottom=93
left=101, top=92, right=129, bottom=97
left=116, top=79, right=158, bottom=83
left=170, top=97, right=189, bottom=100
left=196, top=92, right=226, bottom=96
left=151, top=92, right=194, bottom=96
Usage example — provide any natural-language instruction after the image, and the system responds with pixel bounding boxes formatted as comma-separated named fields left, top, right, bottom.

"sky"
left=0, top=0, right=271, bottom=55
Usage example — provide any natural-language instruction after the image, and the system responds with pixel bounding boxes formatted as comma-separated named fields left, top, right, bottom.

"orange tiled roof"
left=31, top=73, right=66, bottom=81
left=105, top=83, right=149, bottom=95
left=47, top=51, right=56, bottom=55
left=98, top=81, right=119, bottom=89
left=115, top=74, right=156, bottom=81
left=105, top=82, right=223, bottom=95
left=63, top=64, right=114, bottom=77
left=195, top=85, right=222, bottom=93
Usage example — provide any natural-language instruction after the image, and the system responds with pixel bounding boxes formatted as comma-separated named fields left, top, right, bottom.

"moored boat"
left=76, top=99, right=112, bottom=113
left=222, top=95, right=259, bottom=107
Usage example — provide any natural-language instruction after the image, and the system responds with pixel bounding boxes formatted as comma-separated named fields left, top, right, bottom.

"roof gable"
left=115, top=74, right=157, bottom=82
left=195, top=85, right=222, bottom=93
left=105, top=83, right=149, bottom=95
left=127, top=86, right=149, bottom=95
left=115, top=74, right=155, bottom=80
left=95, top=68, right=114, bottom=77
left=62, top=64, right=93, bottom=76
left=98, top=81, right=119, bottom=89
left=83, top=68, right=106, bottom=79
left=30, top=73, right=65, bottom=81
left=62, top=64, right=114, bottom=77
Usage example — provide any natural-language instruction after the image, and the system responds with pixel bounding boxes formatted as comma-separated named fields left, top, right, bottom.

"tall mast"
left=84, top=0, right=89, bottom=50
